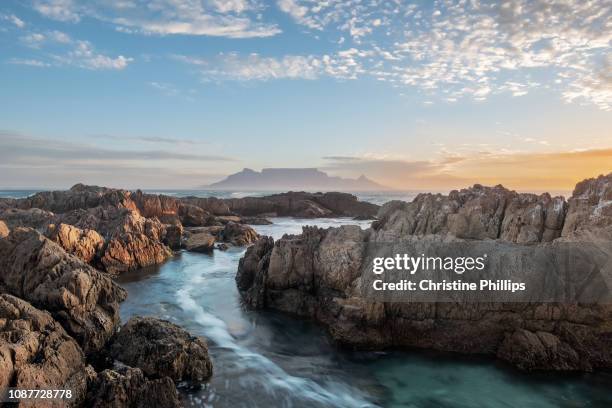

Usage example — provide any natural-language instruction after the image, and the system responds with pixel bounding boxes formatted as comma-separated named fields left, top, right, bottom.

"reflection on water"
left=117, top=217, right=612, bottom=408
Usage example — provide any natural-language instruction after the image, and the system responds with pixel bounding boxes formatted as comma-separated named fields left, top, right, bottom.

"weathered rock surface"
left=110, top=317, right=213, bottom=383
left=218, top=222, right=259, bottom=246
left=0, top=294, right=90, bottom=407
left=0, top=220, right=9, bottom=238
left=237, top=173, right=612, bottom=372
left=374, top=184, right=567, bottom=243
left=85, top=365, right=180, bottom=408
left=0, top=208, right=57, bottom=230
left=183, top=231, right=216, bottom=253
left=0, top=228, right=127, bottom=354
left=58, top=206, right=173, bottom=274
left=46, top=223, right=105, bottom=263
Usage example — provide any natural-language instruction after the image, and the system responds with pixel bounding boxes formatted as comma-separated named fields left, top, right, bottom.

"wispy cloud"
left=7, top=28, right=132, bottom=70
left=1, top=13, right=26, bottom=28
left=31, top=0, right=281, bottom=38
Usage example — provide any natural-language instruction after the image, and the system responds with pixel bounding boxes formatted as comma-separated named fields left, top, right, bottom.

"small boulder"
left=110, top=317, right=213, bottom=384
left=183, top=231, right=216, bottom=253
left=219, top=222, right=259, bottom=246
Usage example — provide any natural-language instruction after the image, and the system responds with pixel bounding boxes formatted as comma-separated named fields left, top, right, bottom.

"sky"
left=0, top=0, right=610, bottom=193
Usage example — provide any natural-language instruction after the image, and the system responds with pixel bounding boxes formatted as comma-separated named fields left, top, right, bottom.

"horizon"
left=1, top=0, right=611, bottom=192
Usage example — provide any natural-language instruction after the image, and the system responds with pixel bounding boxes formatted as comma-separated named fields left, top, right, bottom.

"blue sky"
left=0, top=0, right=610, bottom=191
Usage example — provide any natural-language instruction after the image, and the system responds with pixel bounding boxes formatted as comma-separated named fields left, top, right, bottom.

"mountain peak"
left=205, top=168, right=389, bottom=192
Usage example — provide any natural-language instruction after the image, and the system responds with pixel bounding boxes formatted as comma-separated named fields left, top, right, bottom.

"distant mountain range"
left=205, top=168, right=389, bottom=191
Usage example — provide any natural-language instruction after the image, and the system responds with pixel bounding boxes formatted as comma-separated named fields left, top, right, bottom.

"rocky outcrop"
left=46, top=223, right=105, bottom=263
left=373, top=184, right=567, bottom=243
left=0, top=228, right=127, bottom=354
left=0, top=208, right=57, bottom=230
left=0, top=294, right=90, bottom=406
left=110, top=317, right=213, bottom=384
left=562, top=173, right=612, bottom=239
left=237, top=174, right=612, bottom=372
left=224, top=191, right=379, bottom=219
left=85, top=366, right=180, bottom=408
left=58, top=206, right=173, bottom=274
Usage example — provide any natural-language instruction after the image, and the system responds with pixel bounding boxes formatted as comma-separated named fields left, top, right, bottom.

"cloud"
left=1, top=13, right=26, bottom=28
left=175, top=49, right=374, bottom=81
left=33, top=0, right=80, bottom=22
left=31, top=0, right=281, bottom=39
left=7, top=58, right=51, bottom=67
left=9, top=27, right=132, bottom=71
left=273, top=0, right=611, bottom=110
left=96, top=134, right=205, bottom=145
left=322, top=148, right=612, bottom=193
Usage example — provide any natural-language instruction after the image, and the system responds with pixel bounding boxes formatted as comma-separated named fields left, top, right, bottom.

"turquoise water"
left=116, top=217, right=612, bottom=408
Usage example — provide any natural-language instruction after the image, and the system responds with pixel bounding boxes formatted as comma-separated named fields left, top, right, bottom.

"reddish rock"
left=46, top=223, right=105, bottom=263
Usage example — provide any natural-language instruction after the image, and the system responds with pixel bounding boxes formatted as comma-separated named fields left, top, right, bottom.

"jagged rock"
left=237, top=174, right=612, bottom=372
left=164, top=223, right=184, bottom=250
left=85, top=365, right=180, bottom=408
left=0, top=207, right=57, bottom=230
left=562, top=172, right=612, bottom=239
left=218, top=222, right=259, bottom=246
left=0, top=228, right=127, bottom=354
left=46, top=223, right=105, bottom=263
left=17, top=184, right=136, bottom=214
left=59, top=206, right=173, bottom=274
left=110, top=317, right=213, bottom=384
left=183, top=231, right=216, bottom=253
left=0, top=294, right=90, bottom=406
left=0, top=220, right=8, bottom=238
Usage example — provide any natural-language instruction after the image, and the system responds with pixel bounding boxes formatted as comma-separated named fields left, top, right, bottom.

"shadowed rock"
left=237, top=173, right=612, bottom=372
left=110, top=317, right=213, bottom=384
left=85, top=365, right=180, bottom=408
left=0, top=294, right=90, bottom=407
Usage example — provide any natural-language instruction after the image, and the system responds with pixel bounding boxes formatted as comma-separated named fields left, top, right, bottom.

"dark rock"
left=218, top=222, right=259, bottom=246
left=183, top=231, right=216, bottom=253
left=86, top=365, right=180, bottom=408
left=241, top=216, right=273, bottom=225
left=110, top=317, right=213, bottom=383
left=0, top=294, right=90, bottom=406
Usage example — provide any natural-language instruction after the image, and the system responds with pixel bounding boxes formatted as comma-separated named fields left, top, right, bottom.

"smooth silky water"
left=116, top=217, right=612, bottom=408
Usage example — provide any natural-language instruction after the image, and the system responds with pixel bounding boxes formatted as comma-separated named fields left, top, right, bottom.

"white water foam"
left=176, top=282, right=377, bottom=408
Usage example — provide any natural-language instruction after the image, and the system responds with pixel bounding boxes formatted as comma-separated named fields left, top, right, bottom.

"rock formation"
left=237, top=173, right=612, bottom=372
left=110, top=317, right=213, bottom=384
left=85, top=365, right=181, bottom=408
left=0, top=294, right=91, bottom=407
left=0, top=228, right=127, bottom=354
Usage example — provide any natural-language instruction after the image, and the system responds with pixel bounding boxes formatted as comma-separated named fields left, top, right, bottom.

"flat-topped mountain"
left=206, top=168, right=388, bottom=191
